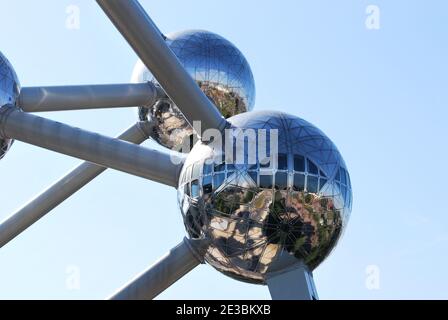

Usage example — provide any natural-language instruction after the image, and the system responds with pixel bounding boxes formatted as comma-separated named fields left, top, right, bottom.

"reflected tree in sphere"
left=132, top=30, right=256, bottom=151
left=178, top=111, right=352, bottom=284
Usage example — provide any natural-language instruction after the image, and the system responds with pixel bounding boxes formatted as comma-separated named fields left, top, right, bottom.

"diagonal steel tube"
left=19, top=83, right=164, bottom=112
left=265, top=252, right=319, bottom=300
left=0, top=106, right=184, bottom=187
left=0, top=122, right=152, bottom=249
left=109, top=238, right=208, bottom=300
left=266, top=263, right=319, bottom=300
left=96, top=0, right=227, bottom=135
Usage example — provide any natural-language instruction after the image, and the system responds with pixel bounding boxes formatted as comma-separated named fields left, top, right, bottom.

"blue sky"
left=0, top=0, right=447, bottom=299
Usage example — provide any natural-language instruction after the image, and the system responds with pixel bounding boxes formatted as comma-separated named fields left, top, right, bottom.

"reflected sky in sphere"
left=0, top=52, right=20, bottom=160
left=178, top=111, right=352, bottom=283
left=132, top=29, right=256, bottom=151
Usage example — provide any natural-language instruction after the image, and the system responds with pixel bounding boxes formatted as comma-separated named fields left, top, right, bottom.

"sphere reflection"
left=0, top=52, right=20, bottom=160
left=132, top=29, right=256, bottom=151
left=178, top=111, right=352, bottom=284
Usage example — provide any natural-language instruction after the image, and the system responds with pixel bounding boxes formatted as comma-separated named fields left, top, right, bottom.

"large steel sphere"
left=131, top=29, right=256, bottom=151
left=0, top=52, right=20, bottom=160
left=178, top=111, right=352, bottom=284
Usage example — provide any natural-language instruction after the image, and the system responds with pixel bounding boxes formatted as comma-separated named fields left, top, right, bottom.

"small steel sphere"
left=131, top=29, right=256, bottom=151
left=0, top=52, right=21, bottom=160
left=177, top=111, right=352, bottom=284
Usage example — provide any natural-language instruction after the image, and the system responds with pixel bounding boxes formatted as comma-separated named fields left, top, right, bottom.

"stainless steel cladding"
left=132, top=30, right=255, bottom=151
left=0, top=52, right=20, bottom=160
left=178, top=111, right=352, bottom=284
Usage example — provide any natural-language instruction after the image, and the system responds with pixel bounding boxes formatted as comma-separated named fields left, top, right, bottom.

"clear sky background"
left=0, top=0, right=447, bottom=299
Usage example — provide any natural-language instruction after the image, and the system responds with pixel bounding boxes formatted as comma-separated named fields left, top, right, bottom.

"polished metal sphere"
left=178, top=111, right=352, bottom=284
left=132, top=29, right=256, bottom=151
left=0, top=52, right=20, bottom=160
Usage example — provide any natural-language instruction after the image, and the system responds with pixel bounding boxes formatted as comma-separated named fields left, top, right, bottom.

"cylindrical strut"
left=0, top=122, right=152, bottom=249
left=96, top=0, right=228, bottom=135
left=0, top=106, right=184, bottom=187
left=109, top=238, right=207, bottom=300
left=19, top=83, right=164, bottom=112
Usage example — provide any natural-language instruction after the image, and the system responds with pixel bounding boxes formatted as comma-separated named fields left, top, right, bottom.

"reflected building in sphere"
left=132, top=29, right=256, bottom=151
left=178, top=111, right=352, bottom=284
left=0, top=52, right=20, bottom=160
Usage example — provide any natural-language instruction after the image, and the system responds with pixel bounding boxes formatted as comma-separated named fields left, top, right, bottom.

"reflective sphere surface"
left=132, top=29, right=256, bottom=151
left=178, top=111, right=352, bottom=284
left=0, top=52, right=20, bottom=160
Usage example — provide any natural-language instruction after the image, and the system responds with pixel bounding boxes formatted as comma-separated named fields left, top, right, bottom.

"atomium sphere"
left=178, top=111, right=352, bottom=284
left=131, top=29, right=256, bottom=151
left=0, top=52, right=21, bottom=160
